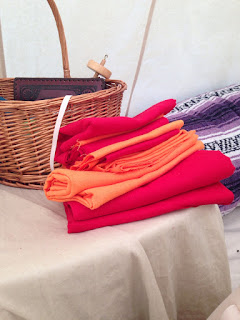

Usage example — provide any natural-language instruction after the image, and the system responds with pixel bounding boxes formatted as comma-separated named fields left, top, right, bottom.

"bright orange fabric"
left=44, top=130, right=204, bottom=209
left=71, top=120, right=184, bottom=170
left=81, top=140, right=204, bottom=209
left=95, top=130, right=196, bottom=173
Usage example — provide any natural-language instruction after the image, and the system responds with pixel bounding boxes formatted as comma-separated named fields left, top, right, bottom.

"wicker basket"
left=0, top=0, right=127, bottom=190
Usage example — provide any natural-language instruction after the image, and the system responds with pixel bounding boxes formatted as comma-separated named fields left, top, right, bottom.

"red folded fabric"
left=76, top=117, right=169, bottom=154
left=56, top=99, right=176, bottom=155
left=65, top=150, right=235, bottom=221
left=65, top=182, right=234, bottom=233
left=55, top=117, right=170, bottom=167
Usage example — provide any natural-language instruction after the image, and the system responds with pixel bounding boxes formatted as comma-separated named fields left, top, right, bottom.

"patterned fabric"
left=168, top=84, right=240, bottom=215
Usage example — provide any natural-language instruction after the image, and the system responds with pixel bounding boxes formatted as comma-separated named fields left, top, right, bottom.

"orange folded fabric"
left=71, top=120, right=184, bottom=171
left=95, top=130, right=197, bottom=173
left=81, top=140, right=204, bottom=209
left=44, top=131, right=204, bottom=209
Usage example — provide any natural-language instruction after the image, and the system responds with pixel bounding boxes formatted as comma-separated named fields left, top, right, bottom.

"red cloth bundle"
left=44, top=97, right=235, bottom=234
left=65, top=182, right=233, bottom=233
left=64, top=150, right=235, bottom=222
left=45, top=126, right=204, bottom=210
left=55, top=117, right=170, bottom=167
left=55, top=99, right=176, bottom=165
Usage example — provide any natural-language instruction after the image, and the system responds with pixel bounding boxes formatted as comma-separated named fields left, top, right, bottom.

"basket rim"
left=0, top=79, right=127, bottom=109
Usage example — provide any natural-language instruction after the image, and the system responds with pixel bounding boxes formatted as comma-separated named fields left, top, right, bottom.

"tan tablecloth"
left=0, top=184, right=231, bottom=320
left=208, top=287, right=240, bottom=320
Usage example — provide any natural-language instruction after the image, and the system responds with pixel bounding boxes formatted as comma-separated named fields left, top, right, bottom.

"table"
left=0, top=184, right=231, bottom=320
left=208, top=286, right=240, bottom=320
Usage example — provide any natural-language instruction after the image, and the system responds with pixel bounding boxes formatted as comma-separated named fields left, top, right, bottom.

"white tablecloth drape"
left=0, top=184, right=231, bottom=320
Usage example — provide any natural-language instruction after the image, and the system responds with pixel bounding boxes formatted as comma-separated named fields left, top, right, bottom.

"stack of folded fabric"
left=44, top=99, right=235, bottom=233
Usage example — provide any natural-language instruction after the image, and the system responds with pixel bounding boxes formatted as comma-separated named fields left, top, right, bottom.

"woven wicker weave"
left=0, top=0, right=127, bottom=190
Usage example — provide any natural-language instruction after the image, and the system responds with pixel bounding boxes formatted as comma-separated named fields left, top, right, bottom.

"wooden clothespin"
left=87, top=55, right=112, bottom=79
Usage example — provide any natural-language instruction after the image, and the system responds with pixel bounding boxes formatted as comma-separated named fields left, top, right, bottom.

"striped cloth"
left=168, top=84, right=240, bottom=215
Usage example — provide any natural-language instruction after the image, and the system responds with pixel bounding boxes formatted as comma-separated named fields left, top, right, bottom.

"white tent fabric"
left=0, top=0, right=151, bottom=115
left=1, top=0, right=240, bottom=115
left=128, top=0, right=240, bottom=116
left=0, top=20, right=6, bottom=77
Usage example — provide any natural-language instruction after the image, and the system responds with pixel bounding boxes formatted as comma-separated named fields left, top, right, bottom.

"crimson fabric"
left=55, top=117, right=170, bottom=167
left=65, top=150, right=235, bottom=221
left=65, top=182, right=234, bottom=233
left=56, top=99, right=176, bottom=155
left=80, top=117, right=169, bottom=152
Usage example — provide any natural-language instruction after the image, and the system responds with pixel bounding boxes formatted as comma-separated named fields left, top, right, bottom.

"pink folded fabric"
left=56, top=99, right=176, bottom=155
left=65, top=182, right=234, bottom=233
left=55, top=117, right=170, bottom=167
left=65, top=150, right=235, bottom=221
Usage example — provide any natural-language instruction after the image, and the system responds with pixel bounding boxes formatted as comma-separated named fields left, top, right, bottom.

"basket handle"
left=50, top=95, right=72, bottom=171
left=47, top=0, right=71, bottom=78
